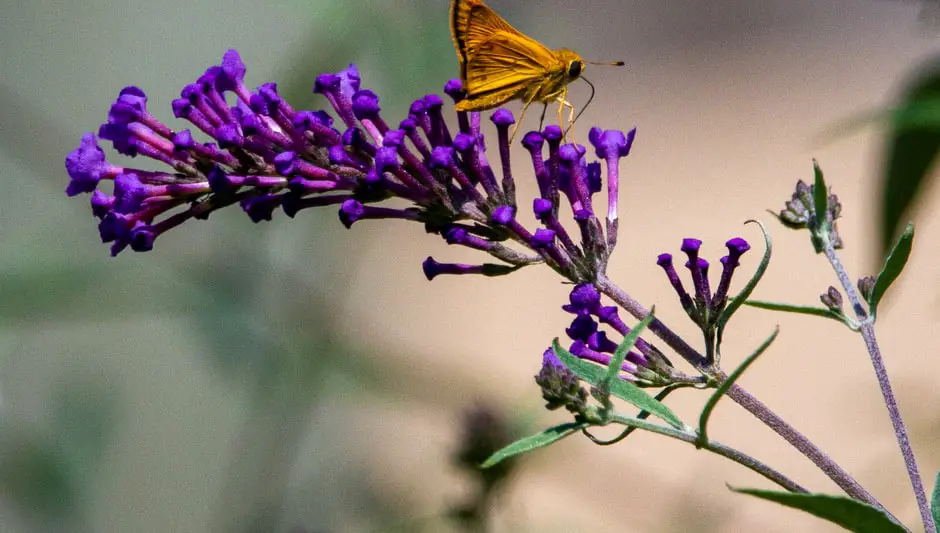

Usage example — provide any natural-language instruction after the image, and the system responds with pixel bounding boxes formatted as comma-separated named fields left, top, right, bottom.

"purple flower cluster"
left=656, top=238, right=751, bottom=329
left=65, top=49, right=636, bottom=283
left=561, top=283, right=675, bottom=386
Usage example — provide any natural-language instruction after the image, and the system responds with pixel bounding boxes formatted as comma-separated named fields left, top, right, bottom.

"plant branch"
left=724, top=383, right=892, bottom=517
left=823, top=244, right=935, bottom=533
left=594, top=274, right=896, bottom=521
left=608, top=413, right=807, bottom=493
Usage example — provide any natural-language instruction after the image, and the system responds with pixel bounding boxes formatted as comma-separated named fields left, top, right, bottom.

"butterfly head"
left=556, top=49, right=585, bottom=82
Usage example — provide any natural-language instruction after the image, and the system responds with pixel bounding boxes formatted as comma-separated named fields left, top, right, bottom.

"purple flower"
left=63, top=49, right=636, bottom=288
left=65, top=133, right=122, bottom=196
left=535, top=348, right=588, bottom=414
left=554, top=283, right=674, bottom=387
left=658, top=237, right=752, bottom=329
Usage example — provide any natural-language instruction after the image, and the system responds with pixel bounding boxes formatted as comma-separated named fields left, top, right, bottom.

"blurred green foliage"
left=880, top=54, right=940, bottom=254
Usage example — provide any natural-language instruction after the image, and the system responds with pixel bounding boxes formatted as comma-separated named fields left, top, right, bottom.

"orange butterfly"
left=450, top=0, right=623, bottom=142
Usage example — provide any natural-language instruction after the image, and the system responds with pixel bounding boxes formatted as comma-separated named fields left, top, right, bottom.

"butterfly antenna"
left=585, top=60, right=625, bottom=66
left=565, top=76, right=596, bottom=136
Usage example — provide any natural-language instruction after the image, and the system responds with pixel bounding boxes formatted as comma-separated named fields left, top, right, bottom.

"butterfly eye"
left=566, top=60, right=583, bottom=79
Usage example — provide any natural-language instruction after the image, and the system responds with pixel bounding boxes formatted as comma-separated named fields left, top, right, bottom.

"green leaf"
left=881, top=57, right=940, bottom=254
left=552, top=338, right=607, bottom=385
left=717, top=220, right=772, bottom=349
left=931, top=470, right=940, bottom=530
left=869, top=222, right=914, bottom=319
left=744, top=300, right=853, bottom=328
left=812, top=159, right=830, bottom=237
left=698, top=328, right=778, bottom=446
left=732, top=488, right=906, bottom=533
left=552, top=339, right=684, bottom=429
left=481, top=422, right=589, bottom=468
left=602, top=311, right=655, bottom=388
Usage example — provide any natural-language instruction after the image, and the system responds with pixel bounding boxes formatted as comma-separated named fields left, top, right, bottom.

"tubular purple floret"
left=680, top=238, right=710, bottom=308
left=590, top=127, right=636, bottom=251
left=422, top=257, right=517, bottom=280
left=65, top=133, right=124, bottom=196
left=198, top=69, right=237, bottom=125
left=424, top=94, right=452, bottom=148
left=712, top=237, right=751, bottom=309
left=558, top=145, right=591, bottom=213
left=338, top=199, right=421, bottom=228
left=491, top=205, right=515, bottom=225
left=490, top=109, right=517, bottom=205
left=569, top=342, right=639, bottom=378
left=443, top=79, right=466, bottom=104
left=587, top=330, right=618, bottom=352
left=567, top=282, right=601, bottom=312
left=521, top=132, right=550, bottom=200
left=453, top=133, right=497, bottom=197
left=543, top=126, right=562, bottom=207
left=182, top=83, right=225, bottom=127
left=217, top=49, right=251, bottom=101
left=657, top=253, right=696, bottom=313
left=533, top=198, right=552, bottom=220
left=685, top=257, right=712, bottom=309
left=444, top=226, right=497, bottom=252
left=566, top=313, right=599, bottom=341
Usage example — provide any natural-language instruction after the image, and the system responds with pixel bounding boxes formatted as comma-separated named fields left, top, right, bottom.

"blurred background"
left=1, top=0, right=939, bottom=531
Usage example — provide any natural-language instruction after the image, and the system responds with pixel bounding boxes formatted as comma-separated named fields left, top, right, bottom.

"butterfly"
left=449, top=0, right=623, bottom=142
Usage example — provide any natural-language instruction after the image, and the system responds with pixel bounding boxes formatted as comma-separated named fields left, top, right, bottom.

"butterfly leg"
left=510, top=92, right=540, bottom=144
left=537, top=103, right=548, bottom=130
left=557, top=88, right=577, bottom=144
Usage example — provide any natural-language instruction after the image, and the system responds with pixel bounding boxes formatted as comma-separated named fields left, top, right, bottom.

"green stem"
left=608, top=413, right=806, bottom=493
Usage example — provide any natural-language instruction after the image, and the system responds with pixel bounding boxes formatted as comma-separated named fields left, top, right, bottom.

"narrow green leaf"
left=812, top=160, right=830, bottom=236
left=552, top=338, right=607, bottom=385
left=880, top=57, right=940, bottom=254
left=602, top=386, right=684, bottom=444
left=698, top=328, right=778, bottom=446
left=717, top=220, right=772, bottom=349
left=870, top=222, right=914, bottom=318
left=745, top=300, right=838, bottom=318
left=552, top=340, right=684, bottom=429
left=931, top=470, right=940, bottom=530
left=602, top=311, right=655, bottom=388
left=732, top=488, right=906, bottom=533
left=481, top=422, right=588, bottom=468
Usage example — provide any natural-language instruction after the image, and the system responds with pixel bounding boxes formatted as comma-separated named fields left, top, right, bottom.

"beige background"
left=1, top=0, right=939, bottom=531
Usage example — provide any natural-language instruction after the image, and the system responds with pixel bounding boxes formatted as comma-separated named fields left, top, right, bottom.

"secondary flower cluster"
left=656, top=238, right=751, bottom=332
left=536, top=282, right=681, bottom=411
left=65, top=49, right=635, bottom=284
left=537, top=236, right=752, bottom=410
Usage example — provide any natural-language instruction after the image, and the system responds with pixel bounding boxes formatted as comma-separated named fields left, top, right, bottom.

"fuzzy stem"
left=725, top=384, right=891, bottom=516
left=823, top=244, right=935, bottom=533
left=594, top=274, right=894, bottom=519
left=608, top=413, right=807, bottom=493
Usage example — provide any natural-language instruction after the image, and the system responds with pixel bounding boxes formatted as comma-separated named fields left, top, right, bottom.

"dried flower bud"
left=820, top=286, right=844, bottom=312
left=858, top=275, right=876, bottom=302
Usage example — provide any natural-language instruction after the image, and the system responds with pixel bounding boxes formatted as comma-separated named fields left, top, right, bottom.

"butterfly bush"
left=64, top=49, right=934, bottom=532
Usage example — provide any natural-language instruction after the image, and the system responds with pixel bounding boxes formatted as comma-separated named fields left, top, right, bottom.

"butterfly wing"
left=450, top=0, right=564, bottom=111
left=452, top=0, right=518, bottom=77
left=450, top=0, right=546, bottom=82
left=457, top=31, right=559, bottom=111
